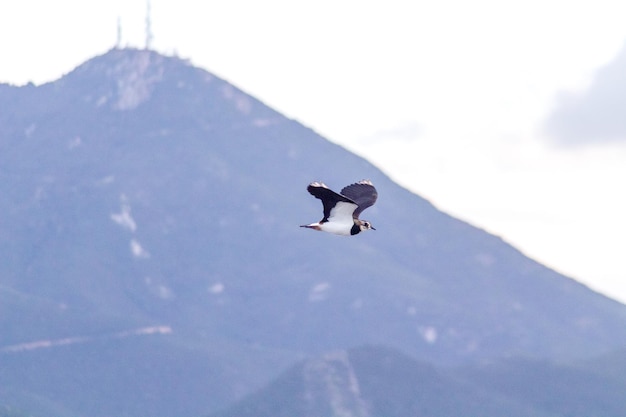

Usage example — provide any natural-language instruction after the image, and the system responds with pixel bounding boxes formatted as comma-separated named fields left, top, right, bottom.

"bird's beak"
left=371, top=226, right=376, bottom=230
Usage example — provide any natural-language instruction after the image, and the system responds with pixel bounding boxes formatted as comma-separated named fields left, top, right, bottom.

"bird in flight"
left=301, top=180, right=377, bottom=236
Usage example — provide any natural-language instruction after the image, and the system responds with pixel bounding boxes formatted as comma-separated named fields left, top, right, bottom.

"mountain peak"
left=94, top=49, right=166, bottom=110
left=73, top=48, right=180, bottom=78
left=63, top=48, right=186, bottom=111
left=55, top=48, right=281, bottom=129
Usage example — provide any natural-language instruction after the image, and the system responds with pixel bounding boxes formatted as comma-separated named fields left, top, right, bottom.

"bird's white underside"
left=319, top=201, right=358, bottom=236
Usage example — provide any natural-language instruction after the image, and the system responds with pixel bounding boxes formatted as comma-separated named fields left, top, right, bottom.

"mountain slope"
left=212, top=345, right=626, bottom=417
left=1, top=48, right=625, bottom=417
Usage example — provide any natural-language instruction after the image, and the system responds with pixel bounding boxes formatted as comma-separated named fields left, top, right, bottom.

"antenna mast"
left=116, top=16, right=122, bottom=48
left=145, top=0, right=154, bottom=50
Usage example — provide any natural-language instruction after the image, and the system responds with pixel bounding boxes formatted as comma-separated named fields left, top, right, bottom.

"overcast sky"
left=2, top=0, right=626, bottom=303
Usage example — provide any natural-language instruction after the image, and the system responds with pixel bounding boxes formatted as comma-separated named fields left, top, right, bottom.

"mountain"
left=1, top=48, right=625, bottom=417
left=211, top=345, right=626, bottom=417
left=209, top=345, right=533, bottom=417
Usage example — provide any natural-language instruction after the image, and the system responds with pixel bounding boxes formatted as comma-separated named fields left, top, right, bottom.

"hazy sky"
left=2, top=0, right=626, bottom=303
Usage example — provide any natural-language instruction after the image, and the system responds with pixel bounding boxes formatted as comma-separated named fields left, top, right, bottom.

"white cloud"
left=544, top=42, right=626, bottom=145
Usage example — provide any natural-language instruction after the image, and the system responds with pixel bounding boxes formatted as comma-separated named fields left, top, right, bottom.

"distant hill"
left=211, top=345, right=626, bottom=417
left=1, top=48, right=625, bottom=417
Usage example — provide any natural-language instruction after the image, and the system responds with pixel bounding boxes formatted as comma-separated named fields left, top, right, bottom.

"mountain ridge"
left=210, top=344, right=626, bottom=417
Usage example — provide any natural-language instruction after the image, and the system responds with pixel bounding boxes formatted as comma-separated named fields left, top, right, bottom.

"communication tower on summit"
left=145, top=0, right=154, bottom=50
left=116, top=16, right=122, bottom=48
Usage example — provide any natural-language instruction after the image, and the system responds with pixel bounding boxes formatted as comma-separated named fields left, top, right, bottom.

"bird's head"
left=359, top=220, right=376, bottom=231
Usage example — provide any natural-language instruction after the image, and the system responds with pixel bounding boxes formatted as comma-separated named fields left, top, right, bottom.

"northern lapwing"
left=301, top=180, right=377, bottom=236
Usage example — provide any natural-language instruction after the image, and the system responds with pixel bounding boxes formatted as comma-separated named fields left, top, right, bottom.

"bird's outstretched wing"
left=340, top=180, right=378, bottom=218
left=307, top=182, right=357, bottom=222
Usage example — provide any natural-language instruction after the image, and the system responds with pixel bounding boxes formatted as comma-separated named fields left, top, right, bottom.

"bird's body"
left=301, top=180, right=377, bottom=236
